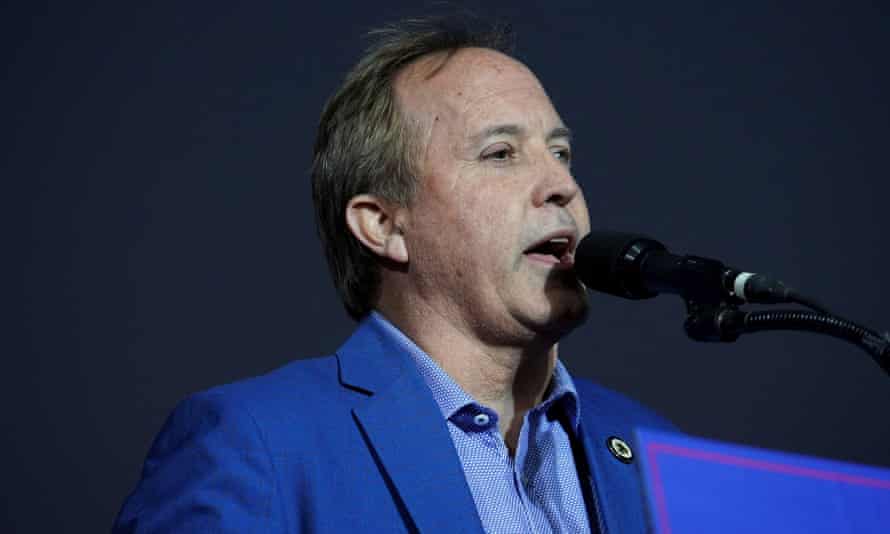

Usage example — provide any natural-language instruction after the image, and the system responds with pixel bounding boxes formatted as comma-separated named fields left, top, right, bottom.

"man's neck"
left=376, top=300, right=558, bottom=453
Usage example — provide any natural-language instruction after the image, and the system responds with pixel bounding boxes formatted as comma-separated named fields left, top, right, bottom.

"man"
left=114, top=17, right=675, bottom=533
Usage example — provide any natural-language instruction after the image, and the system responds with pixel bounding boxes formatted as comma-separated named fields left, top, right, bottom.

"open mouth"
left=524, top=235, right=574, bottom=266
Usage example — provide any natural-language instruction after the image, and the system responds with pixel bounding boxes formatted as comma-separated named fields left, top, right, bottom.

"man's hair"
left=311, top=16, right=513, bottom=319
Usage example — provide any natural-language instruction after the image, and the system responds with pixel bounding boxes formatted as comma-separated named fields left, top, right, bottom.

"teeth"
left=549, top=237, right=569, bottom=244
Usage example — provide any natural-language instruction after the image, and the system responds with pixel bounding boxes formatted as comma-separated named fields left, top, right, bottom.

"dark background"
left=8, top=1, right=889, bottom=532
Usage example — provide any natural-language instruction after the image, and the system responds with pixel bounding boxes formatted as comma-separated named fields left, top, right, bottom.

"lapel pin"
left=607, top=436, right=634, bottom=464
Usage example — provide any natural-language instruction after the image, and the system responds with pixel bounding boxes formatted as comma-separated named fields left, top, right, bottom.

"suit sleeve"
left=112, top=391, right=283, bottom=533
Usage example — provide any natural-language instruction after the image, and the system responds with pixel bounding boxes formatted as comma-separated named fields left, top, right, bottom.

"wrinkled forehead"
left=394, top=47, right=558, bottom=139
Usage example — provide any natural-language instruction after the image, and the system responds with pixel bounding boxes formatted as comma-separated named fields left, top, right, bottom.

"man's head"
left=312, top=17, right=589, bottom=341
left=311, top=18, right=513, bottom=320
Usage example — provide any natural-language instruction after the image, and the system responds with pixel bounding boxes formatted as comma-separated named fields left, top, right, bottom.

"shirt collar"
left=369, top=311, right=581, bottom=432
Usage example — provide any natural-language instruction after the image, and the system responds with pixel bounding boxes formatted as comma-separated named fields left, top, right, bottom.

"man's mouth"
left=523, top=233, right=576, bottom=267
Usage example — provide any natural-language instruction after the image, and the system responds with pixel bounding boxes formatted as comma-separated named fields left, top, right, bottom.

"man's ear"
left=345, top=194, right=409, bottom=264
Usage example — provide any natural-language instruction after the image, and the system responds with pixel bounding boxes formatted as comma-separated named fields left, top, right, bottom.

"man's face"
left=396, top=48, right=590, bottom=345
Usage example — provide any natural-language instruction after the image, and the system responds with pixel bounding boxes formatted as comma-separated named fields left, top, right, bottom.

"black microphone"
left=574, top=231, right=793, bottom=305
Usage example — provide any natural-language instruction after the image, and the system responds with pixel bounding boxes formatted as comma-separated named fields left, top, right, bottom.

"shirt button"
left=473, top=413, right=490, bottom=426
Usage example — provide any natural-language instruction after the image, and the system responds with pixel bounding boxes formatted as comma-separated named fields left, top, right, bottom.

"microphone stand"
left=683, top=298, right=890, bottom=376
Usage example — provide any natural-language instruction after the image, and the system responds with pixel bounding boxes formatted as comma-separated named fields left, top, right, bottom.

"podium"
left=635, top=429, right=890, bottom=533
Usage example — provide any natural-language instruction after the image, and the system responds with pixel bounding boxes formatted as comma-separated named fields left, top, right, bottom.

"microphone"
left=574, top=231, right=793, bottom=305
left=573, top=231, right=890, bottom=374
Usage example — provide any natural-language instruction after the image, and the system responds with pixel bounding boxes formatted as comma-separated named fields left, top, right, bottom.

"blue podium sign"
left=636, top=429, right=890, bottom=533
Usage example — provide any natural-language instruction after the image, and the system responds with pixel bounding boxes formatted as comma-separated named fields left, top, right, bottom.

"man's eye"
left=552, top=148, right=572, bottom=164
left=482, top=146, right=514, bottom=161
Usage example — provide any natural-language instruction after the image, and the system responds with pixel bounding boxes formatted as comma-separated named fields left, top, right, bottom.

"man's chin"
left=521, top=289, right=590, bottom=341
left=546, top=275, right=590, bottom=320
left=550, top=296, right=590, bottom=334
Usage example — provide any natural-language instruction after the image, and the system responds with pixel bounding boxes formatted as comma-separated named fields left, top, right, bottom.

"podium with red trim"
left=635, top=429, right=890, bottom=533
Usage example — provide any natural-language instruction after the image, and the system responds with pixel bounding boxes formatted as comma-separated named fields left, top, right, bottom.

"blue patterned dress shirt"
left=371, top=312, right=592, bottom=534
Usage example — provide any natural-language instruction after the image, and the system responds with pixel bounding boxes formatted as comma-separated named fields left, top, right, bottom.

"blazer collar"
left=335, top=315, right=403, bottom=395
left=336, top=316, right=485, bottom=533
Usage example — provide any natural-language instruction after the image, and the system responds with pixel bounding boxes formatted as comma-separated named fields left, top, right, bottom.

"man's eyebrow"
left=469, top=124, right=523, bottom=146
left=468, top=124, right=573, bottom=146
left=547, top=126, right=572, bottom=143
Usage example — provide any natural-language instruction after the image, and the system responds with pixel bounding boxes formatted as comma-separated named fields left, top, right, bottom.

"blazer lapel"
left=338, top=318, right=485, bottom=533
left=576, top=388, right=654, bottom=534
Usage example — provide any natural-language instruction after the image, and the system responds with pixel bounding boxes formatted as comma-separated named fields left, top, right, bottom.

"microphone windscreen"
left=575, top=231, right=664, bottom=299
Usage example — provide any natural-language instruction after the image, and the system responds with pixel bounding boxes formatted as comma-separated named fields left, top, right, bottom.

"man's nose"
left=531, top=157, right=581, bottom=208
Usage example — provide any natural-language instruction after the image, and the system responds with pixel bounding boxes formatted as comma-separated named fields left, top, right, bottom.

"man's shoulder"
left=205, top=354, right=340, bottom=400
left=180, top=354, right=349, bottom=427
left=163, top=316, right=409, bottom=447
left=572, top=375, right=678, bottom=432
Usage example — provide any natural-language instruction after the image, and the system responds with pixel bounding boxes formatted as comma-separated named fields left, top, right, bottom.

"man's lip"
left=522, top=228, right=578, bottom=266
left=523, top=229, right=578, bottom=253
left=525, top=252, right=575, bottom=268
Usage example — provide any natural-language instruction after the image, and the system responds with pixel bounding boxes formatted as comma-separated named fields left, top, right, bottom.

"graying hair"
left=311, top=16, right=513, bottom=319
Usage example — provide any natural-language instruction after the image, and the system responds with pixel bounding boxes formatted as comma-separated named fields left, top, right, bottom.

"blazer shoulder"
left=187, top=354, right=350, bottom=424
left=572, top=376, right=679, bottom=433
left=115, top=358, right=342, bottom=533
left=206, top=353, right=338, bottom=398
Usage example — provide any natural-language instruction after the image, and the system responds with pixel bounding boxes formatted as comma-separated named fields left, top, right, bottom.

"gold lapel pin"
left=607, top=436, right=634, bottom=464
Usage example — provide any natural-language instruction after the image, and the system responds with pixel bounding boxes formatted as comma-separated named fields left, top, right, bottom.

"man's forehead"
left=397, top=47, right=532, bottom=89
left=395, top=47, right=556, bottom=135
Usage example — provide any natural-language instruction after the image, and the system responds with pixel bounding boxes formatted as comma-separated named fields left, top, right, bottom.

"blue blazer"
left=114, top=318, right=675, bottom=533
